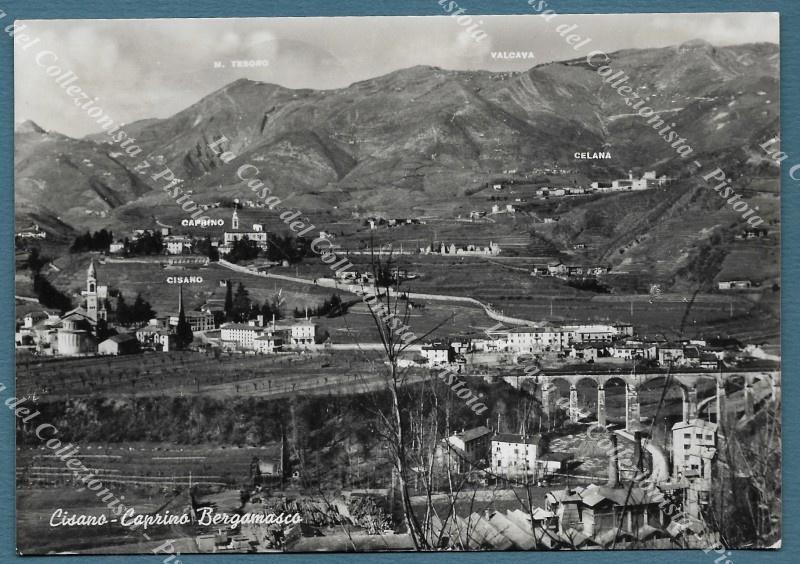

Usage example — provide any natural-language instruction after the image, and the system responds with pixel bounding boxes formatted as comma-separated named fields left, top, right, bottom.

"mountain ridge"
left=15, top=41, right=779, bottom=235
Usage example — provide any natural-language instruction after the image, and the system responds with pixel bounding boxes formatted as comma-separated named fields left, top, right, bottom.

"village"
left=13, top=211, right=778, bottom=552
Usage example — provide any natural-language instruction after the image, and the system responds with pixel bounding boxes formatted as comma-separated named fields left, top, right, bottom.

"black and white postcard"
left=12, top=11, right=780, bottom=555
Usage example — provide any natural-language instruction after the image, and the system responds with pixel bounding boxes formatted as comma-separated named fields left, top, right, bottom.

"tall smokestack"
left=608, top=433, right=620, bottom=487
left=633, top=431, right=644, bottom=473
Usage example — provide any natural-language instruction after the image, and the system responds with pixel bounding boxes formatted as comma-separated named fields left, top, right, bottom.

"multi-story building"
left=164, top=235, right=193, bottom=255
left=280, top=319, right=316, bottom=346
left=167, top=310, right=215, bottom=332
left=253, top=334, right=283, bottom=354
left=135, top=324, right=177, bottom=351
left=657, top=344, right=685, bottom=365
left=502, top=324, right=621, bottom=354
left=220, top=323, right=266, bottom=349
left=672, top=419, right=718, bottom=519
left=609, top=342, right=657, bottom=360
left=449, top=426, right=492, bottom=463
left=421, top=343, right=453, bottom=365
left=505, top=327, right=572, bottom=353
left=491, top=434, right=539, bottom=477
left=220, top=318, right=317, bottom=351
left=671, top=419, right=717, bottom=482
left=439, top=426, right=493, bottom=474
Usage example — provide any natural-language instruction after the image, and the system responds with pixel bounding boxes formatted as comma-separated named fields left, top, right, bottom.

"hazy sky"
left=14, top=12, right=779, bottom=137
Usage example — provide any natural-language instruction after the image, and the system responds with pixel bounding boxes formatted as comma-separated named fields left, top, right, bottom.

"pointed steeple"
left=87, top=259, right=96, bottom=278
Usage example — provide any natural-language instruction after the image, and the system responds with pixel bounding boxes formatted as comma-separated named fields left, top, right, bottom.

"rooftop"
left=221, top=323, right=264, bottom=331
left=452, top=426, right=492, bottom=443
left=104, top=333, right=139, bottom=344
left=493, top=433, right=539, bottom=445
left=672, top=419, right=718, bottom=432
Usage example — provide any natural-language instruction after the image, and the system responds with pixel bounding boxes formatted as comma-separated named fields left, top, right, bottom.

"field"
left=15, top=350, right=423, bottom=403
left=25, top=245, right=778, bottom=346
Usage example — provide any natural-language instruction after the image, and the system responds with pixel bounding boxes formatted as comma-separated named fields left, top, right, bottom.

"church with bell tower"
left=84, top=259, right=108, bottom=324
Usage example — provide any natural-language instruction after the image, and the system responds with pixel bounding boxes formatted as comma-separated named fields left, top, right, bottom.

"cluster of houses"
left=717, top=280, right=753, bottom=290
left=438, top=426, right=569, bottom=478
left=15, top=223, right=47, bottom=240
left=15, top=257, right=325, bottom=358
left=420, top=323, right=738, bottom=370
left=109, top=210, right=272, bottom=257
left=566, top=340, right=727, bottom=369
left=218, top=316, right=319, bottom=354
left=421, top=323, right=630, bottom=366
left=365, top=217, right=426, bottom=230
left=419, top=242, right=502, bottom=257
left=433, top=416, right=718, bottom=549
left=533, top=171, right=670, bottom=201
left=15, top=260, right=218, bottom=357
left=531, top=261, right=610, bottom=278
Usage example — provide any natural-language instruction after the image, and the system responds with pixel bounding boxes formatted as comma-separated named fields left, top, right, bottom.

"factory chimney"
left=608, top=433, right=620, bottom=487
left=633, top=430, right=644, bottom=473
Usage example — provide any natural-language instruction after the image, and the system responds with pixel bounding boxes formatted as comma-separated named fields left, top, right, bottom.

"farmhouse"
left=98, top=333, right=140, bottom=355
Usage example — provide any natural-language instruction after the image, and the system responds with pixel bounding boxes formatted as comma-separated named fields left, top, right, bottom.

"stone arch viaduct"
left=505, top=370, right=780, bottom=431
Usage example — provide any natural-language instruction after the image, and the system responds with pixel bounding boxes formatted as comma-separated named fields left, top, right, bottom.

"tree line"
left=224, top=233, right=315, bottom=265
left=70, top=229, right=114, bottom=253
left=224, top=281, right=285, bottom=323
left=293, top=294, right=348, bottom=318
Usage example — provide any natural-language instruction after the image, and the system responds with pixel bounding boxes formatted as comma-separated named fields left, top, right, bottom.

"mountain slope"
left=15, top=41, right=779, bottom=234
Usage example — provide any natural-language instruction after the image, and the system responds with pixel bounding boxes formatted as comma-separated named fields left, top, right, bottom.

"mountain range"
left=15, top=39, right=779, bottom=240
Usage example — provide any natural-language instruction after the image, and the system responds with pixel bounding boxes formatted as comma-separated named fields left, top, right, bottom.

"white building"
left=671, top=419, right=717, bottom=481
left=609, top=342, right=657, bottom=360
left=220, top=323, right=265, bottom=349
left=421, top=343, right=452, bottom=365
left=657, top=344, right=685, bottom=365
left=222, top=210, right=269, bottom=250
left=135, top=323, right=178, bottom=351
left=164, top=235, right=192, bottom=255
left=23, top=310, right=59, bottom=328
left=718, top=280, right=752, bottom=290
left=501, top=324, right=621, bottom=354
left=505, top=327, right=572, bottom=353
left=253, top=334, right=283, bottom=354
left=281, top=319, right=316, bottom=346
left=491, top=434, right=540, bottom=477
